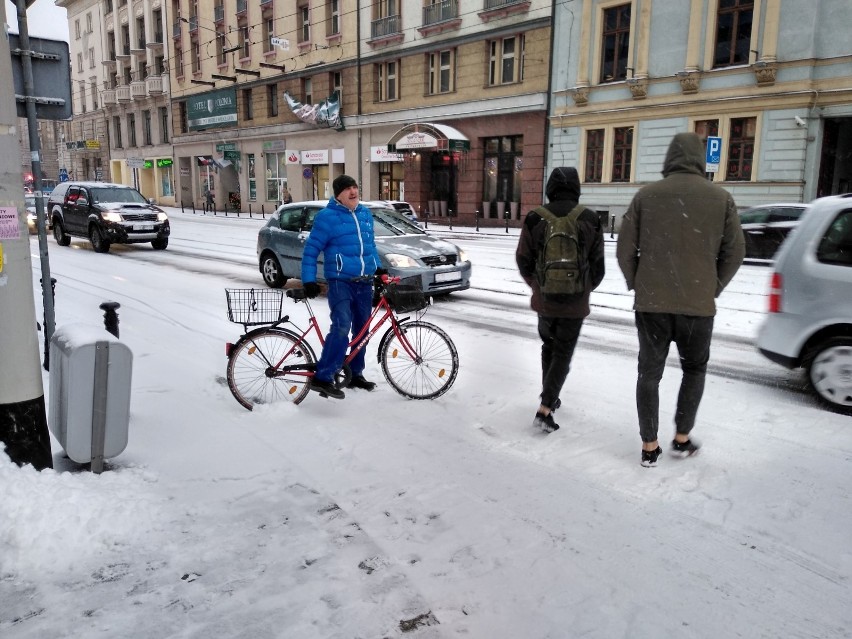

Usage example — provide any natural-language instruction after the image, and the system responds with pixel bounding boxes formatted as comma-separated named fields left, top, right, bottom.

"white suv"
left=756, top=194, right=852, bottom=414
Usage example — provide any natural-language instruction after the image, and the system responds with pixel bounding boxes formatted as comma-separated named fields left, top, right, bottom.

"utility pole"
left=0, top=0, right=53, bottom=470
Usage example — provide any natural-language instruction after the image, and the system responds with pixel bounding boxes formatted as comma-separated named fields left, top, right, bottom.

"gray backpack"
left=534, top=204, right=586, bottom=298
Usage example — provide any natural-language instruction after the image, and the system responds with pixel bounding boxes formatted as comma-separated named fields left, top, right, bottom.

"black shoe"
left=641, top=446, right=663, bottom=467
left=347, top=375, right=376, bottom=391
left=670, top=437, right=701, bottom=458
left=533, top=411, right=560, bottom=433
left=310, top=378, right=345, bottom=399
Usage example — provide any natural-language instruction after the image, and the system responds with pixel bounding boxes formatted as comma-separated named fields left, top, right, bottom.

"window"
left=695, top=119, right=720, bottom=180
left=159, top=106, right=169, bottom=143
left=240, top=25, right=250, bottom=59
left=817, top=210, right=852, bottom=266
left=303, top=78, right=312, bottom=104
left=247, top=154, right=257, bottom=201
left=265, top=152, right=288, bottom=201
left=268, top=83, right=278, bottom=117
left=77, top=53, right=83, bottom=72
left=482, top=136, right=523, bottom=218
left=89, top=48, right=95, bottom=68
left=105, top=0, right=113, bottom=13
left=128, top=113, right=137, bottom=147
left=428, top=49, right=455, bottom=95
left=488, top=35, right=524, bottom=86
left=75, top=19, right=80, bottom=39
left=585, top=129, right=605, bottom=183
left=179, top=101, right=188, bottom=133
left=299, top=4, right=310, bottom=43
left=327, top=0, right=340, bottom=36
left=263, top=18, right=274, bottom=53
left=113, top=116, right=122, bottom=147
left=243, top=88, right=253, bottom=120
left=91, top=80, right=98, bottom=110
left=714, top=0, right=753, bottom=68
left=86, top=13, right=92, bottom=33
left=216, top=29, right=226, bottom=65
left=726, top=117, right=756, bottom=181
left=191, top=42, right=200, bottom=74
left=377, top=60, right=398, bottom=101
left=600, top=4, right=631, bottom=82
left=611, top=126, right=633, bottom=182
left=175, top=47, right=184, bottom=76
left=136, top=16, right=145, bottom=48
left=80, top=82, right=87, bottom=113
left=143, top=110, right=152, bottom=145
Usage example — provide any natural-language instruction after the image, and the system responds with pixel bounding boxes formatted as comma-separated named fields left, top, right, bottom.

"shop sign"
left=371, top=145, right=404, bottom=162
left=180, top=167, right=190, bottom=177
left=85, top=139, right=101, bottom=150
left=187, top=88, right=238, bottom=131
left=285, top=149, right=301, bottom=165
left=156, top=158, right=173, bottom=168
left=394, top=131, right=438, bottom=150
left=127, top=157, right=145, bottom=169
left=143, top=160, right=154, bottom=169
left=262, top=140, right=287, bottom=153
left=301, top=149, right=328, bottom=165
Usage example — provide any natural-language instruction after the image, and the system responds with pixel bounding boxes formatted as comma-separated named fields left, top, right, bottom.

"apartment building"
left=549, top=0, right=852, bottom=225
left=58, top=0, right=176, bottom=204
left=168, top=0, right=552, bottom=223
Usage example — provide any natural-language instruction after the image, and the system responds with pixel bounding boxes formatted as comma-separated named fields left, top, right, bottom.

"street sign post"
left=706, top=136, right=722, bottom=173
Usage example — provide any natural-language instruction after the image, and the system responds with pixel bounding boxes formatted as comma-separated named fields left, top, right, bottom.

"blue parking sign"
left=706, top=136, right=722, bottom=172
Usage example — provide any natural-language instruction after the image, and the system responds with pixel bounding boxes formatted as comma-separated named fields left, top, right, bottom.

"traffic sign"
left=705, top=136, right=722, bottom=173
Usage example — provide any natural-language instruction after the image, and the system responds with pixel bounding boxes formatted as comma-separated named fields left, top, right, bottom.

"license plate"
left=435, top=271, right=461, bottom=283
left=133, top=223, right=154, bottom=231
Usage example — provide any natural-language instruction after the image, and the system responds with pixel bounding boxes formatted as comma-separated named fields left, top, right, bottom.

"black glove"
left=374, top=268, right=388, bottom=277
left=303, top=282, right=321, bottom=299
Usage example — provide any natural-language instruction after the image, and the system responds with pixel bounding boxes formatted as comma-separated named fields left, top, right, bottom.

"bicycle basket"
left=225, top=288, right=284, bottom=325
left=385, top=284, right=428, bottom=313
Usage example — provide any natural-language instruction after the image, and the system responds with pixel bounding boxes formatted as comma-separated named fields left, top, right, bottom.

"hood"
left=545, top=167, right=581, bottom=202
left=662, top=132, right=706, bottom=177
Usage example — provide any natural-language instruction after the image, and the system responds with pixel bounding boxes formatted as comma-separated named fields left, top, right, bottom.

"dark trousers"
left=538, top=315, right=584, bottom=410
left=635, top=312, right=714, bottom=443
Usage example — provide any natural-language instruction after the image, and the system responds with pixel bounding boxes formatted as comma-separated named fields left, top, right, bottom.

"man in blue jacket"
left=301, top=175, right=383, bottom=399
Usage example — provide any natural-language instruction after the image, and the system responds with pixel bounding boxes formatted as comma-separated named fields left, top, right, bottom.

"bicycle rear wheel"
left=379, top=320, right=459, bottom=399
left=227, top=327, right=316, bottom=410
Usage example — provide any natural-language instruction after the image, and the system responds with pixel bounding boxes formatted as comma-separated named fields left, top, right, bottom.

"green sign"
left=187, top=88, right=238, bottom=131
left=156, top=158, right=173, bottom=168
left=143, top=160, right=154, bottom=169
left=216, top=143, right=237, bottom=152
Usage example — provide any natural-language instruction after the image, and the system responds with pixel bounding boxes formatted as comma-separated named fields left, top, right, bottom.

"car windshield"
left=89, top=187, right=148, bottom=204
left=371, top=207, right=426, bottom=237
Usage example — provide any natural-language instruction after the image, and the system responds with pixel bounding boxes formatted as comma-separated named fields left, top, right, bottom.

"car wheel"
left=260, top=253, right=285, bottom=288
left=90, top=225, right=110, bottom=253
left=152, top=237, right=168, bottom=250
left=807, top=337, right=852, bottom=414
left=52, top=219, right=70, bottom=246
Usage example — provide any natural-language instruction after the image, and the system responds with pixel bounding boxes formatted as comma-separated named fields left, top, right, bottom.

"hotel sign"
left=187, top=88, right=238, bottom=131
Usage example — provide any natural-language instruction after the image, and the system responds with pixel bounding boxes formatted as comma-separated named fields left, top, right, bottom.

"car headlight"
left=157, top=212, right=168, bottom=222
left=458, top=248, right=469, bottom=263
left=101, top=211, right=123, bottom=222
left=384, top=253, right=419, bottom=268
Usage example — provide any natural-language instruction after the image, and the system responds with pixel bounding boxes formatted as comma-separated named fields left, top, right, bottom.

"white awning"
left=387, top=122, right=470, bottom=152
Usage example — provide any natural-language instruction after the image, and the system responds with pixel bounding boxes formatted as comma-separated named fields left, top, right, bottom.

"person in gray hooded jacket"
left=516, top=167, right=605, bottom=433
left=617, top=132, right=745, bottom=467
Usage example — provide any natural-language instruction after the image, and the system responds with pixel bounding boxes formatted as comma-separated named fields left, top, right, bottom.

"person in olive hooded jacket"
left=617, top=132, right=745, bottom=467
left=516, top=167, right=605, bottom=433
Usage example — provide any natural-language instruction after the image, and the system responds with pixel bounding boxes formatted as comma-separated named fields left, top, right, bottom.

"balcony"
left=188, top=15, right=198, bottom=37
left=131, top=80, right=147, bottom=99
left=479, top=0, right=530, bottom=22
left=260, top=0, right=273, bottom=14
left=419, top=0, right=461, bottom=36
left=369, top=14, right=404, bottom=46
left=116, top=85, right=132, bottom=103
left=147, top=32, right=164, bottom=51
left=102, top=89, right=117, bottom=106
left=172, top=20, right=181, bottom=39
left=146, top=75, right=163, bottom=95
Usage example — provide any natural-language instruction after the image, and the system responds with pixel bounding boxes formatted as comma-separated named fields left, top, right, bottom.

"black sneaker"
left=641, top=446, right=663, bottom=467
left=347, top=375, right=376, bottom=391
left=533, top=411, right=560, bottom=433
left=670, top=438, right=701, bottom=458
left=310, top=378, right=345, bottom=399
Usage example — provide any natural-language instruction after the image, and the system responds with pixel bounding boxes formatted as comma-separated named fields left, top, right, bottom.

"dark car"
left=48, top=182, right=170, bottom=252
left=25, top=193, right=51, bottom=233
left=739, top=203, right=807, bottom=259
left=257, top=200, right=471, bottom=295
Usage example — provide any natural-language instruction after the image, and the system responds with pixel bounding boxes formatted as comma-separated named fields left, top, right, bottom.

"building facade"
left=549, top=0, right=852, bottom=227
left=168, top=0, right=553, bottom=224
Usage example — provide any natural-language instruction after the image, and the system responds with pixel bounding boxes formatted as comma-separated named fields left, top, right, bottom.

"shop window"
left=265, top=152, right=288, bottom=202
left=247, top=154, right=257, bottom=201
left=599, top=4, right=631, bottom=83
left=482, top=135, right=523, bottom=219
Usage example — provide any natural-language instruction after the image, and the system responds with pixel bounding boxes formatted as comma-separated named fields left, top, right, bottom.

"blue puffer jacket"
left=301, top=198, right=381, bottom=283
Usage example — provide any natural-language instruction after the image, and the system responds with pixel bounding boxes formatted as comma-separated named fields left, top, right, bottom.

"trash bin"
left=48, top=324, right=132, bottom=467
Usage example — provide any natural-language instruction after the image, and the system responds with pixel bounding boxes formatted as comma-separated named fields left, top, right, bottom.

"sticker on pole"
left=0, top=207, right=21, bottom=240
left=705, top=136, right=722, bottom=173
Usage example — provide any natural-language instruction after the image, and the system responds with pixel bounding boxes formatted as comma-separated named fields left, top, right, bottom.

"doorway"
left=817, top=118, right=852, bottom=197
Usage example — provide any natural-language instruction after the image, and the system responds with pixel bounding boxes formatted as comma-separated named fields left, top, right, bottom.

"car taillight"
left=768, top=272, right=782, bottom=313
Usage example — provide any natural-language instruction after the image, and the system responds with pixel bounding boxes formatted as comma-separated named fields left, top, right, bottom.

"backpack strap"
left=533, top=204, right=584, bottom=222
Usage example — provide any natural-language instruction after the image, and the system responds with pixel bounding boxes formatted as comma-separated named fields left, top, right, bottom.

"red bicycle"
left=224, top=276, right=459, bottom=410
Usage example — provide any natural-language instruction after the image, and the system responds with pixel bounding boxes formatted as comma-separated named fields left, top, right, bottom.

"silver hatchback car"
left=756, top=194, right=852, bottom=413
left=257, top=200, right=471, bottom=295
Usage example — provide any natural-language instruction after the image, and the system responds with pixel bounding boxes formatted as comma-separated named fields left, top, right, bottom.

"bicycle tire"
left=379, top=320, right=459, bottom=400
left=227, top=327, right=316, bottom=410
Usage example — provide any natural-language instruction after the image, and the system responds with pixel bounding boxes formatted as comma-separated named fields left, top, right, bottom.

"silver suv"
left=756, top=194, right=852, bottom=414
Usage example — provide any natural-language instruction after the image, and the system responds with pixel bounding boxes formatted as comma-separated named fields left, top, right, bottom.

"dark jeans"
left=538, top=315, right=584, bottom=410
left=315, top=279, right=373, bottom=382
left=635, top=312, right=714, bottom=443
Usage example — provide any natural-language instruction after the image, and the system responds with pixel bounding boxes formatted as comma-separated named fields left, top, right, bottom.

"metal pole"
left=475, top=209, right=480, bottom=232
left=90, top=341, right=110, bottom=474
left=100, top=302, right=120, bottom=338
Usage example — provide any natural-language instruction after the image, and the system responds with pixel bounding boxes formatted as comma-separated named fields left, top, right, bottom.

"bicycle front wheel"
left=227, top=327, right=316, bottom=410
left=379, top=321, right=459, bottom=400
